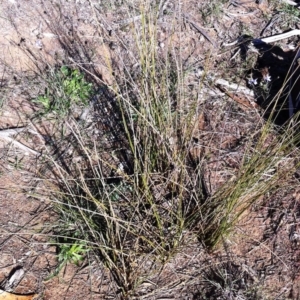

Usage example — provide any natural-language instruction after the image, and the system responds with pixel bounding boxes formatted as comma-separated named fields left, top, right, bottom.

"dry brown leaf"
left=0, top=290, right=37, bottom=300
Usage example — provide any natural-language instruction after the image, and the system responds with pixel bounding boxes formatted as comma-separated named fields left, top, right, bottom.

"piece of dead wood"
left=214, top=78, right=254, bottom=97
left=282, top=0, right=299, bottom=6
left=0, top=127, right=40, bottom=156
left=216, top=84, right=259, bottom=111
left=260, top=29, right=300, bottom=44
left=0, top=290, right=37, bottom=300
left=196, top=68, right=255, bottom=97
left=225, top=11, right=257, bottom=17
left=224, top=29, right=300, bottom=47
left=4, top=268, right=25, bottom=292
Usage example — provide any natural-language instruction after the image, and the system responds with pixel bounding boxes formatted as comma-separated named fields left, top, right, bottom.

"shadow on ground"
left=246, top=40, right=300, bottom=126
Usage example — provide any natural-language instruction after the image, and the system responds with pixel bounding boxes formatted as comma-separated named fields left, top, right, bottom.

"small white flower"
left=248, top=77, right=258, bottom=86
left=263, top=74, right=271, bottom=82
left=35, top=39, right=43, bottom=49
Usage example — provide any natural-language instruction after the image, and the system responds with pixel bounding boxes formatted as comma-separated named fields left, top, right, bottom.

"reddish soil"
left=1, top=0, right=300, bottom=299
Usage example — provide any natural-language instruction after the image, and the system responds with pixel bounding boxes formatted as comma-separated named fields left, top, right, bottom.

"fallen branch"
left=224, top=29, right=300, bottom=47
left=197, top=70, right=254, bottom=97
left=196, top=68, right=256, bottom=108
left=216, top=84, right=258, bottom=111
left=0, top=127, right=40, bottom=156
left=259, top=29, right=300, bottom=44
left=214, top=78, right=254, bottom=97
left=281, top=0, right=299, bottom=6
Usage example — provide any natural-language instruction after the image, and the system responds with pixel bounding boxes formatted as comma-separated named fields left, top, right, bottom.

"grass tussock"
left=15, top=2, right=300, bottom=298
left=39, top=10, right=205, bottom=295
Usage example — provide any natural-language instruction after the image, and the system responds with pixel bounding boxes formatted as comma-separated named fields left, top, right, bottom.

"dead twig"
left=182, top=14, right=217, bottom=48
